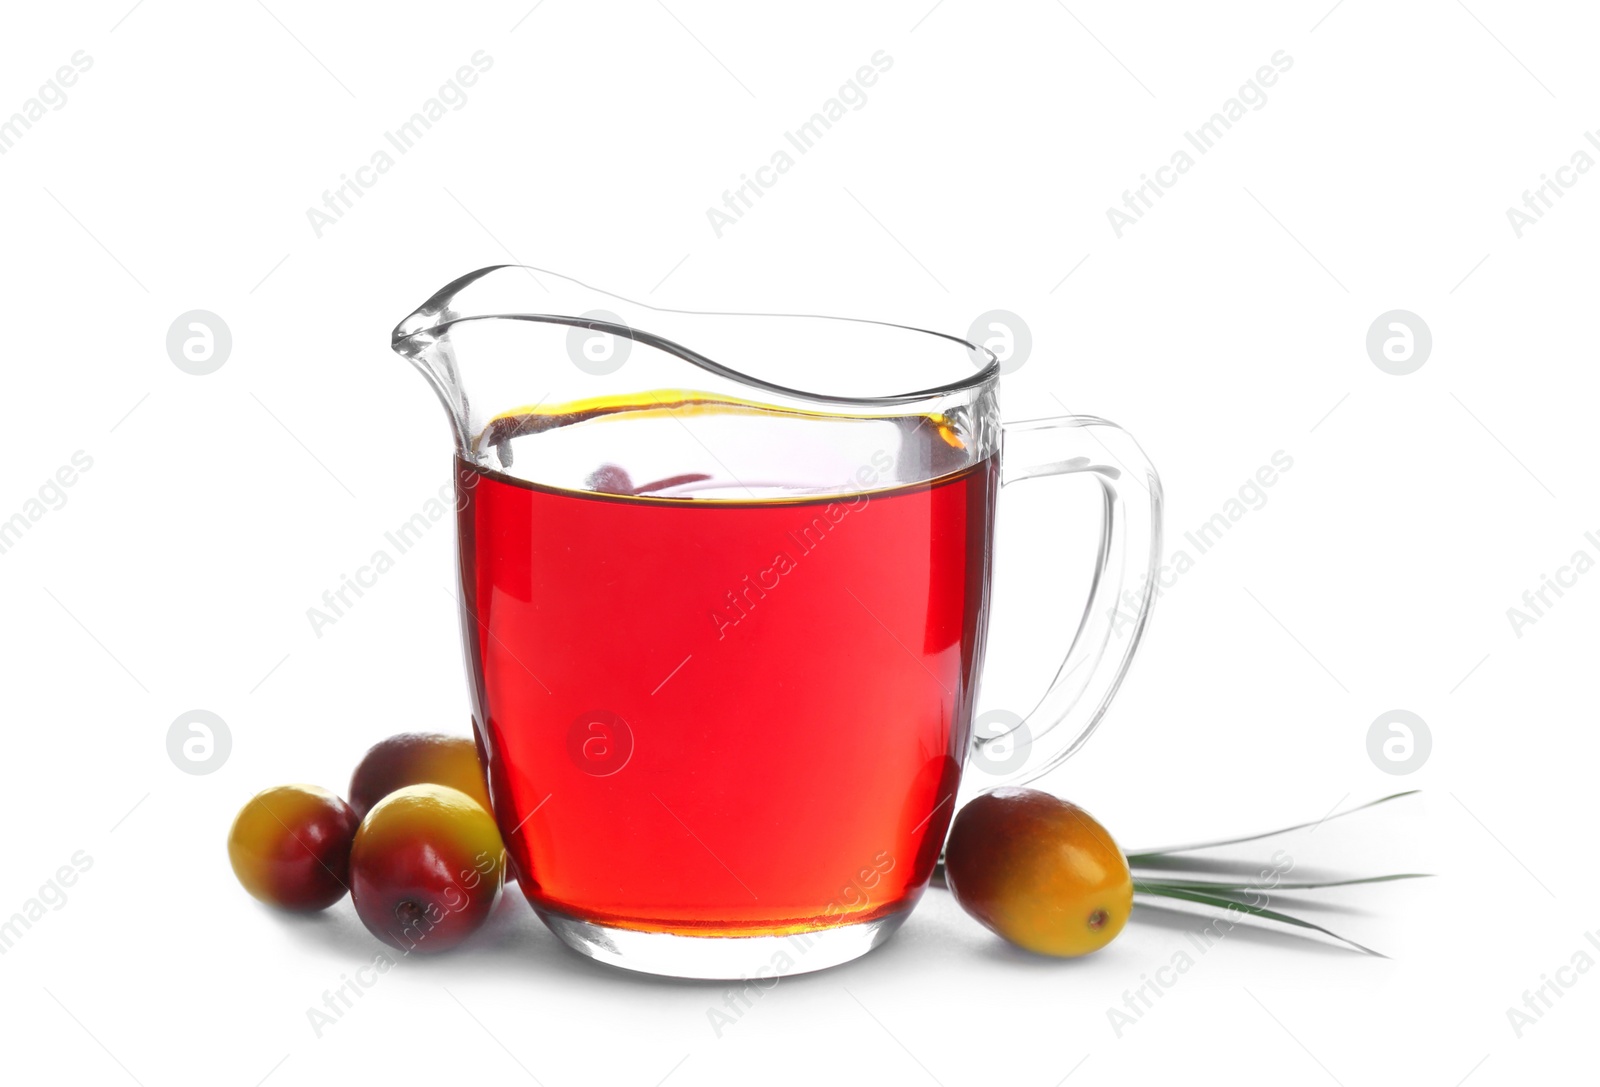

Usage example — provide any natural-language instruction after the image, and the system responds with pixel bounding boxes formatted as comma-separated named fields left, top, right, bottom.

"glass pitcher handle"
left=962, top=415, right=1163, bottom=799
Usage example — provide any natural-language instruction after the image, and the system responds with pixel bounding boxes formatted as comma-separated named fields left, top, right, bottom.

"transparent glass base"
left=535, top=905, right=914, bottom=980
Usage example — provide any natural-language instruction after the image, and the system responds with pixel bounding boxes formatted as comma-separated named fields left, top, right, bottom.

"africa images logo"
left=1105, top=51, right=1294, bottom=238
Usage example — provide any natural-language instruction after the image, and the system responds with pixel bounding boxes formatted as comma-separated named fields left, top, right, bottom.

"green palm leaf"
left=1125, top=790, right=1420, bottom=864
left=1135, top=873, right=1431, bottom=894
left=1132, top=884, right=1387, bottom=956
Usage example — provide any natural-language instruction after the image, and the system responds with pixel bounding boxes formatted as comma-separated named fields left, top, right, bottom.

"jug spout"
left=393, top=264, right=674, bottom=458
left=392, top=318, right=470, bottom=453
left=391, top=267, right=492, bottom=454
left=391, top=265, right=1001, bottom=493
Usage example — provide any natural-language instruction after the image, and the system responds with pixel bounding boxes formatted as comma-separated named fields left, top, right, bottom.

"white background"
left=1, top=1, right=1594, bottom=1084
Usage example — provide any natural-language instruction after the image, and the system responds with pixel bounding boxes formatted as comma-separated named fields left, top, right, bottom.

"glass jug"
left=391, top=266, right=1161, bottom=979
